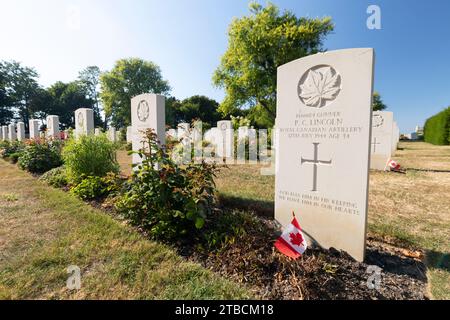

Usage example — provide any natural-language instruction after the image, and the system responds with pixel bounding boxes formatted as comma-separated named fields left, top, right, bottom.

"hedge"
left=424, top=107, right=450, bottom=145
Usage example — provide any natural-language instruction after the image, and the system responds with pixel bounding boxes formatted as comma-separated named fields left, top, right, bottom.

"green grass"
left=0, top=160, right=252, bottom=300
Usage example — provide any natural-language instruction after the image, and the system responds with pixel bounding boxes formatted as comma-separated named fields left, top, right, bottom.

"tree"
left=213, top=2, right=334, bottom=128
left=47, top=81, right=93, bottom=128
left=173, top=95, right=221, bottom=127
left=372, top=91, right=387, bottom=111
left=79, top=66, right=103, bottom=127
left=1, top=61, right=40, bottom=130
left=0, top=62, right=13, bottom=125
left=100, top=58, right=170, bottom=128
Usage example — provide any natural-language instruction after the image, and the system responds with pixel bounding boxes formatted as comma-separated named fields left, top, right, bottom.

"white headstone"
left=29, top=120, right=40, bottom=139
left=46, top=115, right=60, bottom=139
left=216, top=120, right=234, bottom=160
left=108, top=127, right=117, bottom=142
left=8, top=124, right=17, bottom=141
left=126, top=126, right=133, bottom=143
left=167, top=129, right=177, bottom=140
left=94, top=128, right=101, bottom=136
left=275, top=48, right=374, bottom=262
left=17, top=122, right=25, bottom=141
left=131, top=94, right=166, bottom=167
left=371, top=111, right=394, bottom=170
left=75, top=108, right=94, bottom=137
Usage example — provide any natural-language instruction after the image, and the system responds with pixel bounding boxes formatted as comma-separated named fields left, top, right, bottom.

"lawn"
left=0, top=160, right=251, bottom=300
left=117, top=141, right=449, bottom=299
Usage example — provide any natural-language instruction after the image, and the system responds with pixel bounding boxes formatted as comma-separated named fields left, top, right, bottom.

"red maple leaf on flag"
left=289, top=232, right=304, bottom=246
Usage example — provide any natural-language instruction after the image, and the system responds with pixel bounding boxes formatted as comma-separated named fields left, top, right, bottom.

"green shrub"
left=39, top=167, right=68, bottom=188
left=62, top=134, right=119, bottom=184
left=424, top=107, right=450, bottom=145
left=0, top=141, right=24, bottom=159
left=115, top=129, right=218, bottom=241
left=18, top=140, right=62, bottom=174
left=70, top=176, right=107, bottom=200
left=8, top=152, right=22, bottom=164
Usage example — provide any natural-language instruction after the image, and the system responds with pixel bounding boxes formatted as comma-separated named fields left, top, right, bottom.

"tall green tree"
left=0, top=62, right=13, bottom=125
left=100, top=58, right=170, bottom=128
left=213, top=2, right=334, bottom=128
left=372, top=91, right=387, bottom=111
left=47, top=81, right=93, bottom=128
left=79, top=66, right=103, bottom=127
left=1, top=61, right=40, bottom=130
left=175, top=95, right=221, bottom=127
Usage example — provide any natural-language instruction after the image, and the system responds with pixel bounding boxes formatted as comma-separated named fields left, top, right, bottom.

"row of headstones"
left=0, top=116, right=61, bottom=142
left=0, top=110, right=125, bottom=143
left=370, top=111, right=400, bottom=170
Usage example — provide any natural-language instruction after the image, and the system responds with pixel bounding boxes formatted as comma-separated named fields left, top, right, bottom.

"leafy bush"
left=116, top=129, right=218, bottom=240
left=424, top=107, right=450, bottom=145
left=39, top=166, right=68, bottom=188
left=70, top=173, right=125, bottom=200
left=8, top=152, right=22, bottom=164
left=62, top=134, right=119, bottom=184
left=18, top=140, right=62, bottom=173
left=70, top=176, right=107, bottom=200
left=0, top=141, right=24, bottom=159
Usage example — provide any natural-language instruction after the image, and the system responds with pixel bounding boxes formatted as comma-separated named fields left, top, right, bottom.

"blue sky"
left=1, top=0, right=449, bottom=133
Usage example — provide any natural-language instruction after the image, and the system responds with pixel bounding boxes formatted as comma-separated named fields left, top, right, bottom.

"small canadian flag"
left=387, top=159, right=401, bottom=171
left=275, top=212, right=307, bottom=259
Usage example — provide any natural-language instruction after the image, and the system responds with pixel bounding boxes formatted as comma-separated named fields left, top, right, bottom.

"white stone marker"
left=131, top=93, right=166, bottom=167
left=371, top=111, right=394, bottom=170
left=126, top=126, right=133, bottom=143
left=2, top=126, right=7, bottom=141
left=216, top=120, right=234, bottom=161
left=29, top=120, right=40, bottom=139
left=0, top=127, right=2, bottom=141
left=8, top=124, right=17, bottom=141
left=95, top=128, right=101, bottom=136
left=46, top=115, right=60, bottom=139
left=166, top=129, right=177, bottom=140
left=75, top=108, right=94, bottom=137
left=275, top=48, right=374, bottom=262
left=17, top=122, right=25, bottom=141
left=108, top=127, right=117, bottom=142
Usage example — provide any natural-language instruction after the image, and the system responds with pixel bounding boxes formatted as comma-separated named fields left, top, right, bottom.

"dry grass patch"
left=0, top=160, right=251, bottom=300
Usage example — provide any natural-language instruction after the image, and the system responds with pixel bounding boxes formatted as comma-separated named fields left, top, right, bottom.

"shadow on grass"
left=426, top=251, right=450, bottom=272
left=217, top=194, right=274, bottom=219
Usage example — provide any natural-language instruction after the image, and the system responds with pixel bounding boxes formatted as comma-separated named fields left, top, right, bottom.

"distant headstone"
left=75, top=108, right=94, bottom=137
left=167, top=129, right=177, bottom=140
left=8, top=124, right=17, bottom=141
left=108, top=127, right=117, bottom=142
left=177, top=123, right=190, bottom=140
left=46, top=115, right=60, bottom=139
left=371, top=111, right=394, bottom=170
left=2, top=126, right=8, bottom=141
left=29, top=120, right=40, bottom=139
left=216, top=120, right=233, bottom=160
left=275, top=48, right=374, bottom=262
left=94, top=128, right=101, bottom=136
left=131, top=94, right=166, bottom=167
left=126, top=126, right=133, bottom=143
left=17, top=122, right=25, bottom=141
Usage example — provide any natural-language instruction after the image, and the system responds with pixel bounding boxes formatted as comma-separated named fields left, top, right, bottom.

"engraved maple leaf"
left=299, top=67, right=340, bottom=108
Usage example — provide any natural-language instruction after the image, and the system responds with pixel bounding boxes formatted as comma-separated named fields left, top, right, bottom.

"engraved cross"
left=301, top=143, right=332, bottom=192
left=372, top=137, right=380, bottom=153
